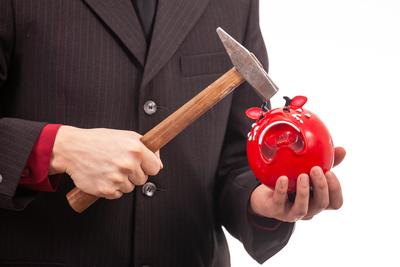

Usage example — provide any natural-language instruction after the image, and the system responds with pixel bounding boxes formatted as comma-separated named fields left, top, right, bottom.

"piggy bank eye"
left=259, top=122, right=305, bottom=161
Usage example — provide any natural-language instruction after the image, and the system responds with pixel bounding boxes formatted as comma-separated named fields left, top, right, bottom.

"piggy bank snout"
left=260, top=122, right=305, bottom=161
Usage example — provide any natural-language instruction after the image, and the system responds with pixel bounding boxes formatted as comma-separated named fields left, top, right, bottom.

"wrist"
left=249, top=186, right=264, bottom=217
left=49, top=125, right=79, bottom=175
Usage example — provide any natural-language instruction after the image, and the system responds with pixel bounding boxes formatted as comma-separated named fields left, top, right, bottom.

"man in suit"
left=0, top=0, right=345, bottom=266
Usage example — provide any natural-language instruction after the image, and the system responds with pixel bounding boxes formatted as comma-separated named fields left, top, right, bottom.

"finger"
left=140, top=147, right=163, bottom=176
left=118, top=177, right=135, bottom=193
left=333, top=147, right=346, bottom=167
left=104, top=190, right=124, bottom=200
left=155, top=150, right=163, bottom=169
left=129, top=167, right=148, bottom=186
left=288, top=174, right=310, bottom=221
left=96, top=179, right=125, bottom=199
left=97, top=184, right=124, bottom=200
left=272, top=176, right=289, bottom=214
left=308, top=166, right=329, bottom=215
left=302, top=215, right=314, bottom=220
left=325, top=171, right=343, bottom=210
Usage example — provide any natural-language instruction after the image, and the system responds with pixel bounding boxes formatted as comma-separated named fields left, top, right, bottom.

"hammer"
left=66, top=28, right=279, bottom=213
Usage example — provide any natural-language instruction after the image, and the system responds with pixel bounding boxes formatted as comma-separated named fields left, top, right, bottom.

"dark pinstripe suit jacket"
left=0, top=0, right=294, bottom=266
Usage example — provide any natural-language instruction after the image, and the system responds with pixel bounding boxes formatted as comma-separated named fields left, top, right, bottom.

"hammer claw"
left=217, top=27, right=279, bottom=101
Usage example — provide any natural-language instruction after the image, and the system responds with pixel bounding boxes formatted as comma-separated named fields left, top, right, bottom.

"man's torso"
left=0, top=0, right=252, bottom=266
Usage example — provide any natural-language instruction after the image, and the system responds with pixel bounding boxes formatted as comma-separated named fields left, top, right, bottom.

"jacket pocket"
left=180, top=52, right=231, bottom=77
left=0, top=261, right=66, bottom=267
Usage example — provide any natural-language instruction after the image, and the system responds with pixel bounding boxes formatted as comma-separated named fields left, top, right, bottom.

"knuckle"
left=110, top=174, right=125, bottom=184
left=316, top=181, right=327, bottom=192
left=118, top=159, right=134, bottom=172
left=124, top=183, right=135, bottom=193
left=130, top=131, right=142, bottom=139
left=133, top=172, right=147, bottom=185
left=129, top=144, right=144, bottom=157
left=98, top=187, right=114, bottom=197
left=298, top=190, right=309, bottom=199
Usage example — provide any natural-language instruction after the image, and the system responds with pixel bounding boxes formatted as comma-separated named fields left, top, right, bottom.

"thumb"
left=333, top=147, right=346, bottom=167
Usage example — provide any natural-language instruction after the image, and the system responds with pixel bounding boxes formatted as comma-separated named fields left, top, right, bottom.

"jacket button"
left=142, top=182, right=157, bottom=197
left=144, top=100, right=157, bottom=115
left=0, top=174, right=2, bottom=183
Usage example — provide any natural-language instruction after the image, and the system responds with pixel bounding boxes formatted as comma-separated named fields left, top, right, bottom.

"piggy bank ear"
left=291, top=96, right=308, bottom=108
left=245, top=107, right=263, bottom=120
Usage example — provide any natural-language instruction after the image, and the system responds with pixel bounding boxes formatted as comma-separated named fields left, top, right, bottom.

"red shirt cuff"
left=20, top=124, right=63, bottom=192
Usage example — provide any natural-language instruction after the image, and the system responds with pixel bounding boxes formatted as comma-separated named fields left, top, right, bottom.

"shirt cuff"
left=19, top=124, right=63, bottom=192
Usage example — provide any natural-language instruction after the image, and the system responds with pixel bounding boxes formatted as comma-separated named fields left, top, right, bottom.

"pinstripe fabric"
left=84, top=0, right=147, bottom=66
left=141, top=0, right=211, bottom=87
left=0, top=0, right=294, bottom=266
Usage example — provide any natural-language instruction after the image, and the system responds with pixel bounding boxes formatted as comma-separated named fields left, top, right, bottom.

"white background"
left=226, top=0, right=400, bottom=266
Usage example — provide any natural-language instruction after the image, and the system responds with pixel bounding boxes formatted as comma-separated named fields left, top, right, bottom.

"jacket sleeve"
left=215, top=0, right=295, bottom=263
left=0, top=0, right=46, bottom=210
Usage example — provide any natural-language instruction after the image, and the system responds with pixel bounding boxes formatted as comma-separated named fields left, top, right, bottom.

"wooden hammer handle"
left=66, top=68, right=245, bottom=213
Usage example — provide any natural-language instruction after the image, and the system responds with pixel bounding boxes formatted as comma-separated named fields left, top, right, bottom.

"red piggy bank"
left=246, top=96, right=334, bottom=192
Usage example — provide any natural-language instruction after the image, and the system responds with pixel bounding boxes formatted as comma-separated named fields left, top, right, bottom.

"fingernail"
left=300, top=174, right=309, bottom=185
left=312, top=167, right=322, bottom=177
left=280, top=177, right=288, bottom=188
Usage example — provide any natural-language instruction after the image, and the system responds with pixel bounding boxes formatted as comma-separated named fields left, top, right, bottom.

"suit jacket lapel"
left=141, top=0, right=211, bottom=87
left=83, top=0, right=147, bottom=66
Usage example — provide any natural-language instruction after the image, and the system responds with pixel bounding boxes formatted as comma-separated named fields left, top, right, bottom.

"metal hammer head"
left=217, top=27, right=279, bottom=100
